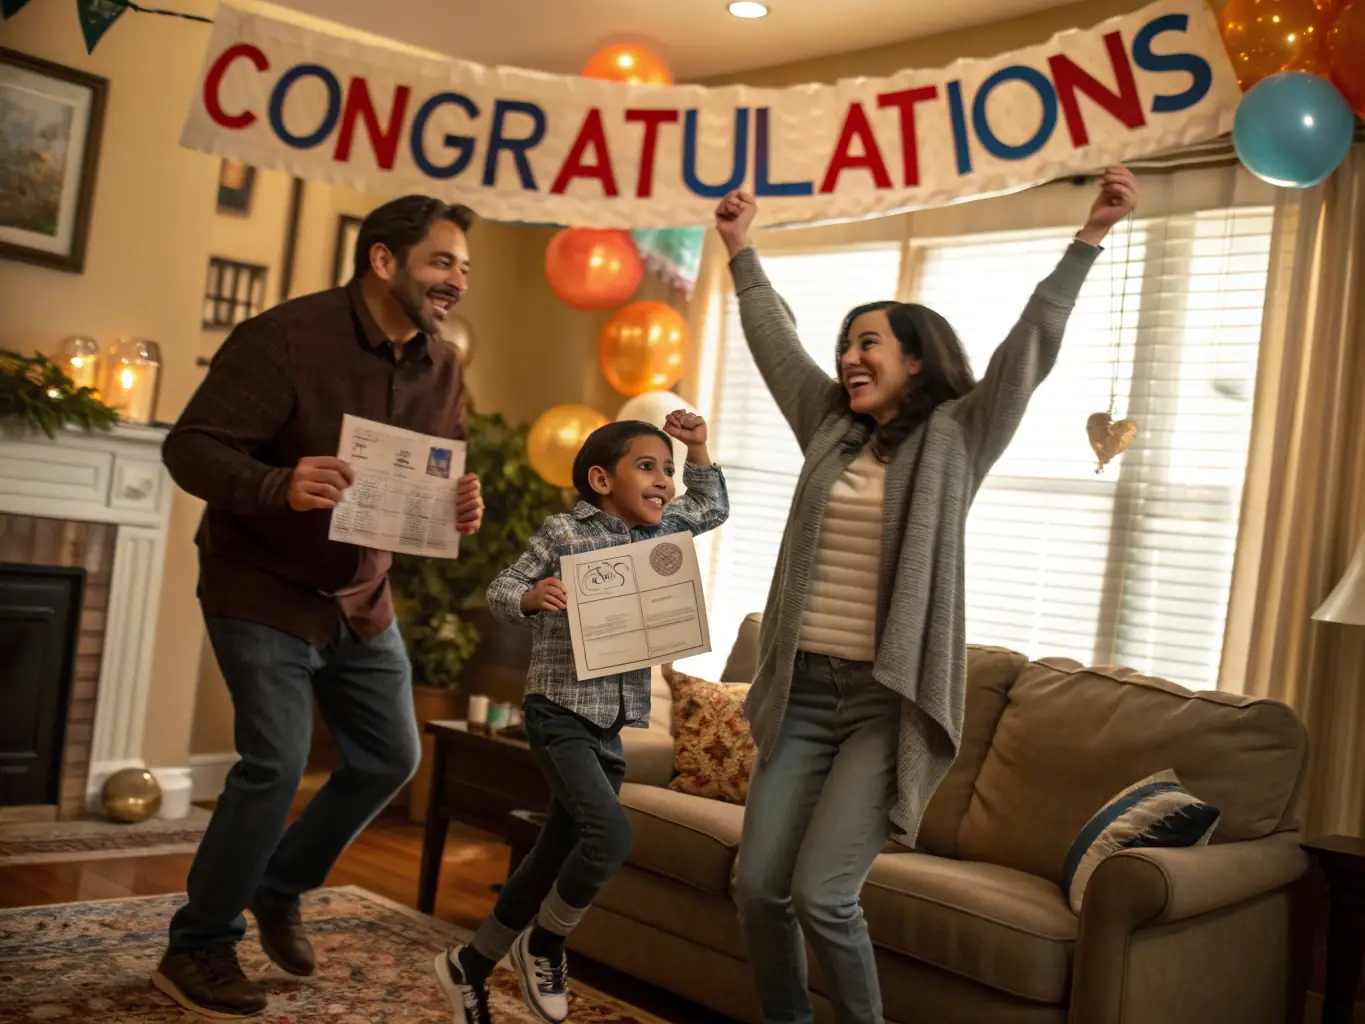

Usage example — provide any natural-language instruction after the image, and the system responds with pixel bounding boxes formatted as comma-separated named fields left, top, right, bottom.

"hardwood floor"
left=0, top=788, right=729, bottom=1023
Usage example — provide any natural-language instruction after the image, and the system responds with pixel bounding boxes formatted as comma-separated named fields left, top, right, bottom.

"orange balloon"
left=1328, top=0, right=1365, bottom=115
left=527, top=404, right=610, bottom=488
left=545, top=229, right=644, bottom=312
left=598, top=301, right=687, bottom=396
left=581, top=43, right=673, bottom=86
left=1218, top=0, right=1331, bottom=89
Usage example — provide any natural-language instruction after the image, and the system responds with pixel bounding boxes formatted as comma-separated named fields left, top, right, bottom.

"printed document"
left=560, top=531, right=711, bottom=680
left=328, top=414, right=466, bottom=558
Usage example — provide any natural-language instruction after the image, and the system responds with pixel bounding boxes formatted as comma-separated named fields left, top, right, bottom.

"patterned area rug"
left=0, top=885, right=667, bottom=1023
left=0, top=807, right=210, bottom=866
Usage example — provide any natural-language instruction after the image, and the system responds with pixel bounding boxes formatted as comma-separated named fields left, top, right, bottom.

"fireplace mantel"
left=0, top=422, right=174, bottom=811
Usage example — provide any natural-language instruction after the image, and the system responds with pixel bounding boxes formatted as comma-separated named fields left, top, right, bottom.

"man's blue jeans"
left=167, top=616, right=419, bottom=952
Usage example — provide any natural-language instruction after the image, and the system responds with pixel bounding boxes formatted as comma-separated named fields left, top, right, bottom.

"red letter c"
left=204, top=43, right=269, bottom=129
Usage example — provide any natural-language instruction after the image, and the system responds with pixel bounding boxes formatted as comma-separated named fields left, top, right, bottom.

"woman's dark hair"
left=572, top=420, right=674, bottom=506
left=835, top=300, right=977, bottom=458
left=352, top=195, right=475, bottom=279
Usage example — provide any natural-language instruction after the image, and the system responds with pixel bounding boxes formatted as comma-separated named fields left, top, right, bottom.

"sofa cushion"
left=863, top=852, right=1077, bottom=1004
left=619, top=783, right=743, bottom=895
left=956, top=659, right=1307, bottom=885
left=917, top=645, right=1028, bottom=858
left=665, top=668, right=755, bottom=804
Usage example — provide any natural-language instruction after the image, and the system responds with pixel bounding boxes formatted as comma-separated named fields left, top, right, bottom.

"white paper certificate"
left=327, top=414, right=466, bottom=558
left=560, top=531, right=712, bottom=681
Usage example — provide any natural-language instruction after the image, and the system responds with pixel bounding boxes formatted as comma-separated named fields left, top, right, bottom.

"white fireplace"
left=0, top=422, right=175, bottom=815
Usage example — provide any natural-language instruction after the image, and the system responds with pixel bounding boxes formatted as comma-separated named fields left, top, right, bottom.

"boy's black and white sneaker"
left=433, top=944, right=492, bottom=1024
left=510, top=929, right=568, bottom=1023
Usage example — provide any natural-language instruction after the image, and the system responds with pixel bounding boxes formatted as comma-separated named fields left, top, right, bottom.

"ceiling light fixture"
left=728, top=1, right=768, bottom=18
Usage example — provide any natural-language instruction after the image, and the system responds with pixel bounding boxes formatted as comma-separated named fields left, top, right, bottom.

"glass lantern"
left=105, top=339, right=162, bottom=425
left=55, top=336, right=102, bottom=395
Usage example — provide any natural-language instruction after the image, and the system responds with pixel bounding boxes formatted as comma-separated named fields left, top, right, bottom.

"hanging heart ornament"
left=1086, top=412, right=1138, bottom=472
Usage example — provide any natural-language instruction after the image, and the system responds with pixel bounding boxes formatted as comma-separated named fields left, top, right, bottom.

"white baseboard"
left=85, top=758, right=146, bottom=814
left=189, top=752, right=239, bottom=802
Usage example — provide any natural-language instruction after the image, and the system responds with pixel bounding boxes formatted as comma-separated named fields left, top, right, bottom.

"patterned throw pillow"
left=663, top=668, right=756, bottom=804
left=1062, top=768, right=1221, bottom=915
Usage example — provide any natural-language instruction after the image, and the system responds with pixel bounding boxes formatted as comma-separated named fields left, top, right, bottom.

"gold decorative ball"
left=102, top=768, right=162, bottom=823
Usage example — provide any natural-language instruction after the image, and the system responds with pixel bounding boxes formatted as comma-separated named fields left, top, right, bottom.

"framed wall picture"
left=216, top=159, right=255, bottom=214
left=0, top=47, right=108, bottom=274
left=332, top=214, right=362, bottom=288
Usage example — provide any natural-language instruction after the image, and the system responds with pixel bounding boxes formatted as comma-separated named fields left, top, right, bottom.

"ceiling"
left=267, top=0, right=1080, bottom=81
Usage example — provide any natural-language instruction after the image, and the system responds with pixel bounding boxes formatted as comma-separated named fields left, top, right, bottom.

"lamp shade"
left=1313, top=536, right=1365, bottom=625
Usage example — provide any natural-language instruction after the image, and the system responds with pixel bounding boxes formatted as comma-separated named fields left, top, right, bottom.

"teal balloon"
left=1232, top=71, right=1355, bottom=190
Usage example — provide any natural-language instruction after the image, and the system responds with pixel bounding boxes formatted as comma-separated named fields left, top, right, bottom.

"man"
left=153, top=196, right=485, bottom=1018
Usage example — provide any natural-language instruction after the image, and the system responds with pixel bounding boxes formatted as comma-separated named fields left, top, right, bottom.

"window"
left=681, top=206, right=1272, bottom=690
left=909, top=209, right=1273, bottom=687
left=678, top=246, right=903, bottom=678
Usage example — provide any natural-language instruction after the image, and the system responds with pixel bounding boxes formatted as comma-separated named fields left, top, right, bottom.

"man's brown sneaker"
left=151, top=945, right=267, bottom=1019
left=249, top=898, right=316, bottom=977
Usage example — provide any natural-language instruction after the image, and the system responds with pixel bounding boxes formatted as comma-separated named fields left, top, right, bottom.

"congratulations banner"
left=179, top=0, right=1241, bottom=228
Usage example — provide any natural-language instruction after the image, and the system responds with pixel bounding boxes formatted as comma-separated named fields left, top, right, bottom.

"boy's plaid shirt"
left=486, top=462, right=729, bottom=729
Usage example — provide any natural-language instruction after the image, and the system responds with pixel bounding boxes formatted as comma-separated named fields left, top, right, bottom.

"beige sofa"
left=567, top=615, right=1311, bottom=1024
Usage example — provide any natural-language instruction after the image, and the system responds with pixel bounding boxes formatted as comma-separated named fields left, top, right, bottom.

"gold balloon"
left=444, top=313, right=475, bottom=368
left=102, top=768, right=162, bottom=823
left=527, top=404, right=610, bottom=488
left=597, top=301, right=688, bottom=397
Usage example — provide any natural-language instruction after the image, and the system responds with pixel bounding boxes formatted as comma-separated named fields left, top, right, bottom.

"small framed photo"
left=216, top=159, right=255, bottom=214
left=0, top=47, right=108, bottom=274
left=332, top=214, right=362, bottom=288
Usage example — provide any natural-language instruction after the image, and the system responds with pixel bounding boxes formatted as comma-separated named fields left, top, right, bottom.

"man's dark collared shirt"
left=163, top=279, right=465, bottom=646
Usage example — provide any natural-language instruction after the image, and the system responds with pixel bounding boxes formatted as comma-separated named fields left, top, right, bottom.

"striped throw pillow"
left=1062, top=769, right=1220, bottom=915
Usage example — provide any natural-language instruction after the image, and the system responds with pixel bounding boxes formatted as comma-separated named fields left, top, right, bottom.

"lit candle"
left=55, top=336, right=102, bottom=395
left=105, top=339, right=162, bottom=425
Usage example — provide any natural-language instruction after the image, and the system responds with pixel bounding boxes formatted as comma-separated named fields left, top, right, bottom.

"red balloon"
left=582, top=43, right=673, bottom=86
left=1328, top=0, right=1365, bottom=115
left=544, top=229, right=644, bottom=312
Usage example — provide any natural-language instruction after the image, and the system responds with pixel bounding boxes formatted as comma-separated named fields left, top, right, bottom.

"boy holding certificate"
left=435, top=411, right=728, bottom=1023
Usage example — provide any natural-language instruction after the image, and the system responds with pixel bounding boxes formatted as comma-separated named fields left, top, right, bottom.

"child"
left=435, top=410, right=729, bottom=1024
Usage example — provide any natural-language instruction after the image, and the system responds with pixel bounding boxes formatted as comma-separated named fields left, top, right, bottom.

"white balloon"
left=617, top=390, right=697, bottom=495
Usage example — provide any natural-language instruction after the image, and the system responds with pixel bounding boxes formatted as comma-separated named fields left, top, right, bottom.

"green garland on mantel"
left=0, top=350, right=118, bottom=438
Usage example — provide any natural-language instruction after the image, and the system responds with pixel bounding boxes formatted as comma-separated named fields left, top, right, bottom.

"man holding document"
left=155, top=195, right=484, bottom=1018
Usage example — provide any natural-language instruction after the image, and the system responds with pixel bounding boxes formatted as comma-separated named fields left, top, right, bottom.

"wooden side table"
left=1304, top=835, right=1365, bottom=1023
left=418, top=720, right=551, bottom=914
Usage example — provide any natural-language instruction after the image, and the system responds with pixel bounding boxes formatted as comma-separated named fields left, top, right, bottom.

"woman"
left=714, top=166, right=1138, bottom=1024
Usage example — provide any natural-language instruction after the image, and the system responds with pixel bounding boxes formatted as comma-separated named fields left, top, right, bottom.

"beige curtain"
left=1219, top=145, right=1365, bottom=838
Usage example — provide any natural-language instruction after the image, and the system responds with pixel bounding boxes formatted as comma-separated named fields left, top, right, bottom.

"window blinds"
left=909, top=209, right=1273, bottom=687
left=681, top=207, right=1272, bottom=691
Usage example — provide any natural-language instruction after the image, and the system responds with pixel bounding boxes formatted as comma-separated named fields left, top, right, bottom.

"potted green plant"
left=389, top=401, right=564, bottom=821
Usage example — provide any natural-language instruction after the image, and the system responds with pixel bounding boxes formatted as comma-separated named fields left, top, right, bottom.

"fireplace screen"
left=0, top=563, right=85, bottom=807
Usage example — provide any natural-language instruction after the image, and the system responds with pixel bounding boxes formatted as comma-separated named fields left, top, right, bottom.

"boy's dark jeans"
left=481, top=695, right=631, bottom=945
